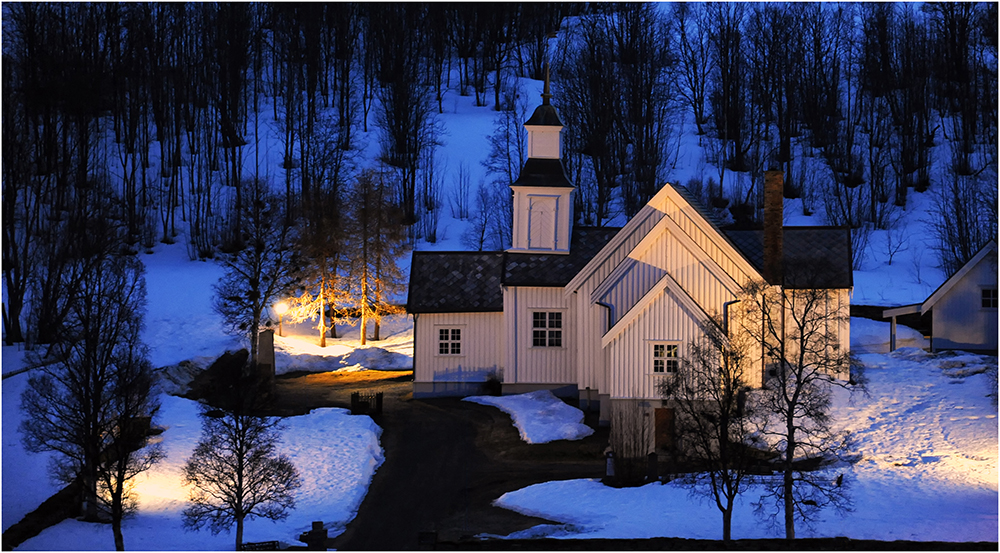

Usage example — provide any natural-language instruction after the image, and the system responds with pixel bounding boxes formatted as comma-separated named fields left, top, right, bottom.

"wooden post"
left=890, top=316, right=897, bottom=352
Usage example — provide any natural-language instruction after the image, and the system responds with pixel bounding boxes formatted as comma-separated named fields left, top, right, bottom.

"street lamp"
left=274, top=301, right=289, bottom=337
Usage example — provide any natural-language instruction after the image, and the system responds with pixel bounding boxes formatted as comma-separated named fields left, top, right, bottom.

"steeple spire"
left=541, top=62, right=553, bottom=106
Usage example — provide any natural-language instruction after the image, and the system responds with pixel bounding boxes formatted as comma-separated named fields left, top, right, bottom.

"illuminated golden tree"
left=345, top=169, right=407, bottom=345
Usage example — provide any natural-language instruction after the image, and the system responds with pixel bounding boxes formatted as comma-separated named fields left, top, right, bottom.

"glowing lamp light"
left=274, top=301, right=289, bottom=337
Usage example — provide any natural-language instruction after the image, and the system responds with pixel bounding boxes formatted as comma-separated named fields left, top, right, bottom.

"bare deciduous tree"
left=736, top=280, right=860, bottom=540
left=182, top=407, right=301, bottom=550
left=658, top=318, right=763, bottom=541
left=213, top=179, right=298, bottom=370
left=20, top=252, right=161, bottom=550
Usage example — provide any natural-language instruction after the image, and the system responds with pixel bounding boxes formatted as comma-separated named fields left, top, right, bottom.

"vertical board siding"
left=505, top=287, right=576, bottom=384
left=570, top=211, right=662, bottom=394
left=659, top=194, right=754, bottom=286
left=605, top=287, right=703, bottom=400
left=598, top=226, right=739, bottom=330
left=598, top=261, right=666, bottom=324
left=414, top=313, right=503, bottom=383
left=934, top=254, right=998, bottom=351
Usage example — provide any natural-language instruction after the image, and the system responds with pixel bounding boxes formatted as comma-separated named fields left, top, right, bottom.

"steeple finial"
left=542, top=62, right=552, bottom=105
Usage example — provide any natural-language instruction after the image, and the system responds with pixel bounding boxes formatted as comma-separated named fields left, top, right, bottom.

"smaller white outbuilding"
left=884, top=240, right=998, bottom=353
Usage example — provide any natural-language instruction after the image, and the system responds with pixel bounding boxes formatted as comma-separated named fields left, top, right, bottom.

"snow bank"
left=465, top=390, right=594, bottom=444
left=2, top=349, right=61, bottom=532
left=495, top=473, right=998, bottom=542
left=851, top=316, right=928, bottom=354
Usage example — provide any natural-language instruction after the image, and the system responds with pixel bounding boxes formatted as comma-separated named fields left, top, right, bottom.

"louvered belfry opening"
left=763, top=170, right=784, bottom=286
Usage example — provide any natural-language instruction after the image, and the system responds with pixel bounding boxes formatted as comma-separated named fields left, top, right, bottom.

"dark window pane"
left=533, top=312, right=546, bottom=328
left=533, top=330, right=547, bottom=346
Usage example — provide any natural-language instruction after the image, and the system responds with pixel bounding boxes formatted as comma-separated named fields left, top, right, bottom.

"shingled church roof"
left=671, top=183, right=853, bottom=289
left=407, top=227, right=618, bottom=314
left=407, top=252, right=506, bottom=313
left=725, top=227, right=853, bottom=289
left=511, top=158, right=574, bottom=188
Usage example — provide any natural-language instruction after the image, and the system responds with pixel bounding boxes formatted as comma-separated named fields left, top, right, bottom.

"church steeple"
left=523, top=63, right=564, bottom=158
left=508, top=63, right=574, bottom=255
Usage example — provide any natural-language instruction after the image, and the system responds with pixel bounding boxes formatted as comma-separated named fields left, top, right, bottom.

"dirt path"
left=269, top=371, right=609, bottom=550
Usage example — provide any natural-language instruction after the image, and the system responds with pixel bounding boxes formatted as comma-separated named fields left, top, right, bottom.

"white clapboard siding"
left=503, top=286, right=576, bottom=385
left=604, top=284, right=705, bottom=399
left=838, top=289, right=851, bottom=354
left=414, top=312, right=504, bottom=384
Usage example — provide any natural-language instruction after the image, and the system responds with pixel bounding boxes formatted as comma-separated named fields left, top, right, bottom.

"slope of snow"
left=464, top=390, right=594, bottom=444
left=850, top=316, right=928, bottom=353
left=492, top=318, right=998, bottom=542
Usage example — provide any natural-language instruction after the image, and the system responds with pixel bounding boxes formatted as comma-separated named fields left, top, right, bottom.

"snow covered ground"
left=2, top=240, right=407, bottom=550
left=491, top=318, right=998, bottom=543
left=464, top=390, right=594, bottom=444
left=6, top=393, right=382, bottom=550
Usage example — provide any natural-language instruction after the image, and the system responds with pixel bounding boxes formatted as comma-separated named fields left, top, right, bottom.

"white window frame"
left=435, top=326, right=464, bottom=356
left=651, top=342, right=680, bottom=374
left=531, top=310, right=564, bottom=348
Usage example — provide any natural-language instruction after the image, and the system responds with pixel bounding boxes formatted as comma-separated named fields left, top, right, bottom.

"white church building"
left=407, top=85, right=853, bottom=436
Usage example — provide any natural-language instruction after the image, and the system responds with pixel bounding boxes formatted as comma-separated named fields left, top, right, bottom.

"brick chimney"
left=763, top=170, right=783, bottom=285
